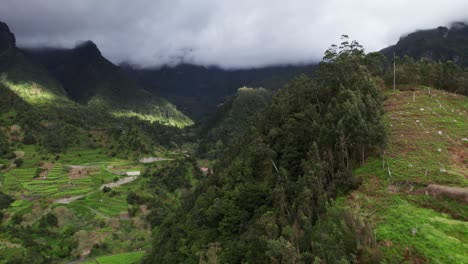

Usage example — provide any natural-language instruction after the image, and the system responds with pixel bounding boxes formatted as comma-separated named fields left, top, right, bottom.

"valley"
left=0, top=15, right=467, bottom=264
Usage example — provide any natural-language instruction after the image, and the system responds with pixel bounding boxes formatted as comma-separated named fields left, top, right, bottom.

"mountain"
left=0, top=21, right=189, bottom=156
left=0, top=21, right=73, bottom=111
left=124, top=63, right=317, bottom=120
left=0, top=22, right=194, bottom=263
left=24, top=42, right=193, bottom=127
left=381, top=22, right=468, bottom=67
left=0, top=21, right=15, bottom=54
left=197, top=87, right=273, bottom=158
left=146, top=41, right=388, bottom=263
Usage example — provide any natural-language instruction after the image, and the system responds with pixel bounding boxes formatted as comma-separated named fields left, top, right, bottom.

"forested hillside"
left=1, top=14, right=467, bottom=263
left=0, top=21, right=195, bottom=263
left=197, top=87, right=272, bottom=159
left=24, top=42, right=193, bottom=127
left=146, top=37, right=387, bottom=263
left=381, top=22, right=468, bottom=68
left=124, top=63, right=316, bottom=120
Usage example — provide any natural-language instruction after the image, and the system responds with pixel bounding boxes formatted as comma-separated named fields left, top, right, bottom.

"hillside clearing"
left=348, top=87, right=467, bottom=262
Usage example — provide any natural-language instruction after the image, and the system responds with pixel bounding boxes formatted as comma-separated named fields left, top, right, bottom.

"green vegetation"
left=146, top=37, right=387, bottom=263
left=346, top=87, right=467, bottom=262
left=0, top=141, right=196, bottom=262
left=197, top=87, right=272, bottom=159
left=82, top=251, right=145, bottom=264
left=0, top=41, right=196, bottom=261
left=381, top=22, right=468, bottom=68
left=1, top=17, right=467, bottom=263
left=25, top=42, right=193, bottom=128
left=385, top=56, right=467, bottom=95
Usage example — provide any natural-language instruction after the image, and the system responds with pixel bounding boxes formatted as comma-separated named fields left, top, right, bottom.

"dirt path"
left=54, top=176, right=138, bottom=204
left=100, top=176, right=137, bottom=189
left=54, top=195, right=85, bottom=204
left=139, top=157, right=173, bottom=163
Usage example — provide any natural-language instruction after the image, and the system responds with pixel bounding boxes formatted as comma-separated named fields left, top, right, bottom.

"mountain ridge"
left=124, top=63, right=317, bottom=120
left=381, top=22, right=468, bottom=67
left=22, top=39, right=193, bottom=127
left=0, top=21, right=15, bottom=53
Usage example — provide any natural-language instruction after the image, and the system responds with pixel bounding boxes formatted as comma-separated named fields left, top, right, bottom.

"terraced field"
left=0, top=145, right=167, bottom=261
left=70, top=187, right=130, bottom=217
left=348, top=87, right=467, bottom=262
left=81, top=251, right=145, bottom=264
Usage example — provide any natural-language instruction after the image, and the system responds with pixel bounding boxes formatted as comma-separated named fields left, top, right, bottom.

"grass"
left=81, top=251, right=145, bottom=264
left=72, top=191, right=128, bottom=217
left=348, top=87, right=468, bottom=262
left=111, top=110, right=193, bottom=128
left=375, top=196, right=467, bottom=263
left=60, top=149, right=122, bottom=165
left=0, top=146, right=142, bottom=200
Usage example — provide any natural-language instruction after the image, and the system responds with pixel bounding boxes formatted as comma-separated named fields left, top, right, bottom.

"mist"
left=1, top=0, right=467, bottom=68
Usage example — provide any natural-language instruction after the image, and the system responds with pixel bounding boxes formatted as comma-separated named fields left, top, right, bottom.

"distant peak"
left=0, top=21, right=16, bottom=53
left=76, top=40, right=97, bottom=48
left=451, top=21, right=468, bottom=30
left=74, top=40, right=102, bottom=57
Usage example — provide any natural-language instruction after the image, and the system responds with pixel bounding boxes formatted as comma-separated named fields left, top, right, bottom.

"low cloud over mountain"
left=1, top=0, right=467, bottom=68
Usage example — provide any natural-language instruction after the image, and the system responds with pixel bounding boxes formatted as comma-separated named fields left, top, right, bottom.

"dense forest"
left=146, top=37, right=387, bottom=263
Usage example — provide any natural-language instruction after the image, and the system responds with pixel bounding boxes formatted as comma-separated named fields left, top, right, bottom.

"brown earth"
left=426, top=184, right=468, bottom=204
left=448, top=146, right=467, bottom=178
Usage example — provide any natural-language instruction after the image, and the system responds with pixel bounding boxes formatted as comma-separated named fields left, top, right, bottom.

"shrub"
left=0, top=192, right=14, bottom=209
left=14, top=158, right=23, bottom=167
left=4, top=152, right=16, bottom=159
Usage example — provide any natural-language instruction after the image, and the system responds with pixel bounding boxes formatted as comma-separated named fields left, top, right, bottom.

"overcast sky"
left=1, top=0, right=467, bottom=68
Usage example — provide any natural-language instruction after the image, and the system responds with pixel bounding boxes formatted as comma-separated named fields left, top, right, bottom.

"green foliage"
left=25, top=44, right=193, bottom=127
left=381, top=23, right=468, bottom=68
left=147, top=37, right=386, bottom=263
left=13, top=157, right=23, bottom=167
left=0, top=192, right=14, bottom=209
left=83, top=251, right=145, bottom=264
left=149, top=158, right=201, bottom=193
left=376, top=198, right=467, bottom=263
left=384, top=56, right=467, bottom=95
left=197, top=87, right=272, bottom=159
left=350, top=87, right=467, bottom=262
left=0, top=131, right=10, bottom=156
left=311, top=205, right=381, bottom=263
left=39, top=212, right=58, bottom=228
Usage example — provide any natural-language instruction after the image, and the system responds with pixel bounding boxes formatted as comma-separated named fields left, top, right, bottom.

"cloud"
left=1, top=0, right=467, bottom=68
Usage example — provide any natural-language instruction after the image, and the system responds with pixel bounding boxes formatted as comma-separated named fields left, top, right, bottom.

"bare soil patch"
left=426, top=184, right=468, bottom=204
left=37, top=162, right=54, bottom=178
left=69, top=167, right=89, bottom=180
left=448, top=147, right=467, bottom=178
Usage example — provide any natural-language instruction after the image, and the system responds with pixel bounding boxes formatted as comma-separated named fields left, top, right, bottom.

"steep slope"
left=24, top=42, right=193, bottom=127
left=0, top=21, right=15, bottom=54
left=146, top=41, right=387, bottom=263
left=0, top=22, right=69, bottom=105
left=381, top=22, right=468, bottom=67
left=0, top=21, right=189, bottom=155
left=348, top=87, right=467, bottom=262
left=125, top=63, right=317, bottom=120
left=197, top=87, right=272, bottom=158
left=0, top=21, right=194, bottom=263
left=0, top=21, right=92, bottom=154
